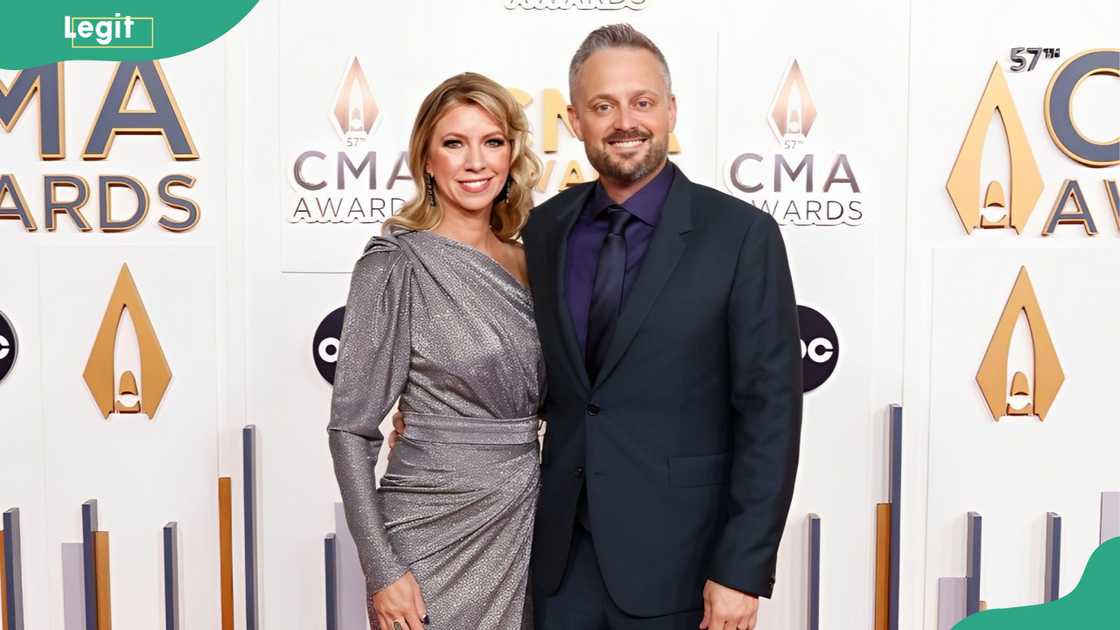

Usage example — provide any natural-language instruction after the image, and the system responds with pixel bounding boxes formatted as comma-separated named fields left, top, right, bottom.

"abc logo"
left=313, top=307, right=346, bottom=385
left=0, top=311, right=16, bottom=384
left=797, top=305, right=838, bottom=393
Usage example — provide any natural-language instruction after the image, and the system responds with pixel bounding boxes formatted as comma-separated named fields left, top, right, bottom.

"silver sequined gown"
left=327, top=229, right=544, bottom=629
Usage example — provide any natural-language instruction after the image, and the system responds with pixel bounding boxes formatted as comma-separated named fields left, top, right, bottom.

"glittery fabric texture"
left=327, top=229, right=544, bottom=629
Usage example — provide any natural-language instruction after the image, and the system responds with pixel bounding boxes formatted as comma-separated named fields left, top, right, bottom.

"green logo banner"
left=956, top=538, right=1120, bottom=629
left=0, top=1, right=258, bottom=70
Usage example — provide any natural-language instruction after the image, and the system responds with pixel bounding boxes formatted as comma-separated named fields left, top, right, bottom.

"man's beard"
left=587, top=130, right=669, bottom=185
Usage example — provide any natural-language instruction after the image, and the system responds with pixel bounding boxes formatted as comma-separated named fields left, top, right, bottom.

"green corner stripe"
left=955, top=537, right=1120, bottom=629
left=0, top=1, right=258, bottom=69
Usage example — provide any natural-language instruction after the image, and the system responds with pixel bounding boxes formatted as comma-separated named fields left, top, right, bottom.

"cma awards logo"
left=0, top=311, right=17, bottom=384
left=725, top=59, right=864, bottom=227
left=798, top=305, right=838, bottom=393
left=947, top=50, right=1119, bottom=236
left=289, top=57, right=412, bottom=225
left=83, top=264, right=172, bottom=419
left=313, top=307, right=345, bottom=384
left=504, top=0, right=648, bottom=9
left=976, top=267, right=1063, bottom=422
left=0, top=61, right=201, bottom=233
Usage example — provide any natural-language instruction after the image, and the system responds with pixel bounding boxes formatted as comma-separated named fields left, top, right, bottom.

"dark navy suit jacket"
left=522, top=167, right=803, bottom=617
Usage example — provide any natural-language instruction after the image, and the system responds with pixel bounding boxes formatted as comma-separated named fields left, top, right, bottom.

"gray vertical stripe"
left=163, top=522, right=179, bottom=630
left=936, top=577, right=967, bottom=630
left=1044, top=512, right=1061, bottom=602
left=1101, top=492, right=1120, bottom=544
left=325, top=535, right=339, bottom=630
left=243, top=425, right=259, bottom=630
left=888, top=404, right=902, bottom=630
left=334, top=502, right=370, bottom=630
left=2, top=508, right=24, bottom=630
left=62, top=543, right=85, bottom=630
left=807, top=514, right=820, bottom=630
left=966, top=512, right=982, bottom=615
left=81, top=500, right=98, bottom=630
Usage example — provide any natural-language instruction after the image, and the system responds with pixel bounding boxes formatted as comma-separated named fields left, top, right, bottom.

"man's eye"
left=595, top=103, right=612, bottom=113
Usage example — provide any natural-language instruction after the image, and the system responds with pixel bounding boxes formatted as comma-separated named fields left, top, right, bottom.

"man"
left=393, top=23, right=801, bottom=630
left=521, top=24, right=803, bottom=630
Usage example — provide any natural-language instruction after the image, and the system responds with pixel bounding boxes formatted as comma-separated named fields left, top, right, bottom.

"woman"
left=327, top=72, right=544, bottom=630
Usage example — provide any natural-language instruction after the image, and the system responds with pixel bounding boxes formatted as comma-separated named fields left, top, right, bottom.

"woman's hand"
left=368, top=570, right=428, bottom=629
left=388, top=411, right=406, bottom=450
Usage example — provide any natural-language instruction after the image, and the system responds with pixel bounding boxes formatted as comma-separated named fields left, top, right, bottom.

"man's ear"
left=567, top=103, right=585, bottom=141
left=668, top=94, right=678, bottom=133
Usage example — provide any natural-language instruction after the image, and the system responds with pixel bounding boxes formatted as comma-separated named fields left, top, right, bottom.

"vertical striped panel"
left=93, top=532, right=111, bottom=630
left=62, top=543, right=85, bottom=630
left=1, top=509, right=23, bottom=630
left=218, top=477, right=233, bottom=630
left=81, top=501, right=98, bottom=630
left=966, top=512, right=982, bottom=616
left=325, top=535, right=339, bottom=630
left=936, top=577, right=967, bottom=630
left=806, top=514, right=820, bottom=630
left=0, top=531, right=6, bottom=630
left=887, top=405, right=902, bottom=630
left=334, top=503, right=368, bottom=630
left=1044, top=512, right=1061, bottom=602
left=1101, top=492, right=1120, bottom=544
left=243, top=425, right=259, bottom=630
left=874, top=503, right=890, bottom=630
left=163, top=523, right=179, bottom=630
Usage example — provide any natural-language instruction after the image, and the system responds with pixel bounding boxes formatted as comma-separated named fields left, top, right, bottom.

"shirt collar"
left=586, top=161, right=676, bottom=226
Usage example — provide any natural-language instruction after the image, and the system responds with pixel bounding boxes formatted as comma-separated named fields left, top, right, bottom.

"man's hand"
left=699, top=580, right=758, bottom=629
left=387, top=411, right=406, bottom=450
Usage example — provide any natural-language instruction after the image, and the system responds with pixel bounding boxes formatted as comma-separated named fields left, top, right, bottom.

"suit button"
left=586, top=403, right=600, bottom=416
left=576, top=466, right=584, bottom=478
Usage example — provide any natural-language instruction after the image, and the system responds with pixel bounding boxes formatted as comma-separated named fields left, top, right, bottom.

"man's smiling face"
left=569, top=46, right=677, bottom=188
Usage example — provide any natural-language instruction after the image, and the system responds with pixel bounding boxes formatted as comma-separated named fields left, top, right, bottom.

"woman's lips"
left=457, top=176, right=493, bottom=193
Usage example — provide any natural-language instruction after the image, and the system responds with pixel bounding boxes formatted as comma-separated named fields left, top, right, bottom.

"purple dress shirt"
left=564, top=161, right=676, bottom=355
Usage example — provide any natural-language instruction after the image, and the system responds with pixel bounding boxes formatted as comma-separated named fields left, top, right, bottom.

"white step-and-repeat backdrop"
left=0, top=1, right=1116, bottom=629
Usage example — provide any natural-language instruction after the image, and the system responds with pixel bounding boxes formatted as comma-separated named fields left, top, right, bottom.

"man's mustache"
left=603, top=129, right=651, bottom=143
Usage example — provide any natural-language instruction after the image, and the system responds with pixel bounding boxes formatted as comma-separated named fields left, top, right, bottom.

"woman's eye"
left=486, top=138, right=507, bottom=147
left=443, top=139, right=462, bottom=148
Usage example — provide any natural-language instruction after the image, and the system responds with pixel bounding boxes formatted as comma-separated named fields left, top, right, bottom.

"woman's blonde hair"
left=383, top=72, right=540, bottom=241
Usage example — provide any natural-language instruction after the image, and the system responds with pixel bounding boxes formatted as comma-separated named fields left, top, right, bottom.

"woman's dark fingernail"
left=421, top=615, right=430, bottom=625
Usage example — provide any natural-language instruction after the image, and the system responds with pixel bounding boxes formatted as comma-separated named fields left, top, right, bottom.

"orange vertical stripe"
left=219, top=477, right=234, bottom=630
left=874, top=503, right=891, bottom=630
left=94, top=531, right=112, bottom=630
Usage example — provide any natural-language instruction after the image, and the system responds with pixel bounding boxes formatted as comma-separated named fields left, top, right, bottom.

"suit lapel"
left=593, top=170, right=694, bottom=388
left=550, top=183, right=596, bottom=394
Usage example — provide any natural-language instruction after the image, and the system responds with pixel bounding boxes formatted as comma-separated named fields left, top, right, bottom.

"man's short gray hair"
left=568, top=24, right=672, bottom=102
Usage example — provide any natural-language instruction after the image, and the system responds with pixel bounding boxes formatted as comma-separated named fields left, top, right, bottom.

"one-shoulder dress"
left=327, top=229, right=544, bottom=629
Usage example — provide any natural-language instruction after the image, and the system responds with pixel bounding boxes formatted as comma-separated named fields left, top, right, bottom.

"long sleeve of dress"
left=327, top=237, right=412, bottom=595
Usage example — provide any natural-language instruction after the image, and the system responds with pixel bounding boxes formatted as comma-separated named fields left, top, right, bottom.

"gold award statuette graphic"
left=83, top=264, right=172, bottom=419
left=946, top=64, right=1044, bottom=234
left=331, top=56, right=379, bottom=142
left=976, top=267, right=1063, bottom=422
left=769, top=59, right=817, bottom=145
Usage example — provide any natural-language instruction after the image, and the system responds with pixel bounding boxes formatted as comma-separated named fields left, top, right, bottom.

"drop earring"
left=426, top=173, right=437, bottom=208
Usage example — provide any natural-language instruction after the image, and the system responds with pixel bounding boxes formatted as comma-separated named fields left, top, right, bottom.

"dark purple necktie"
left=585, top=205, right=633, bottom=383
